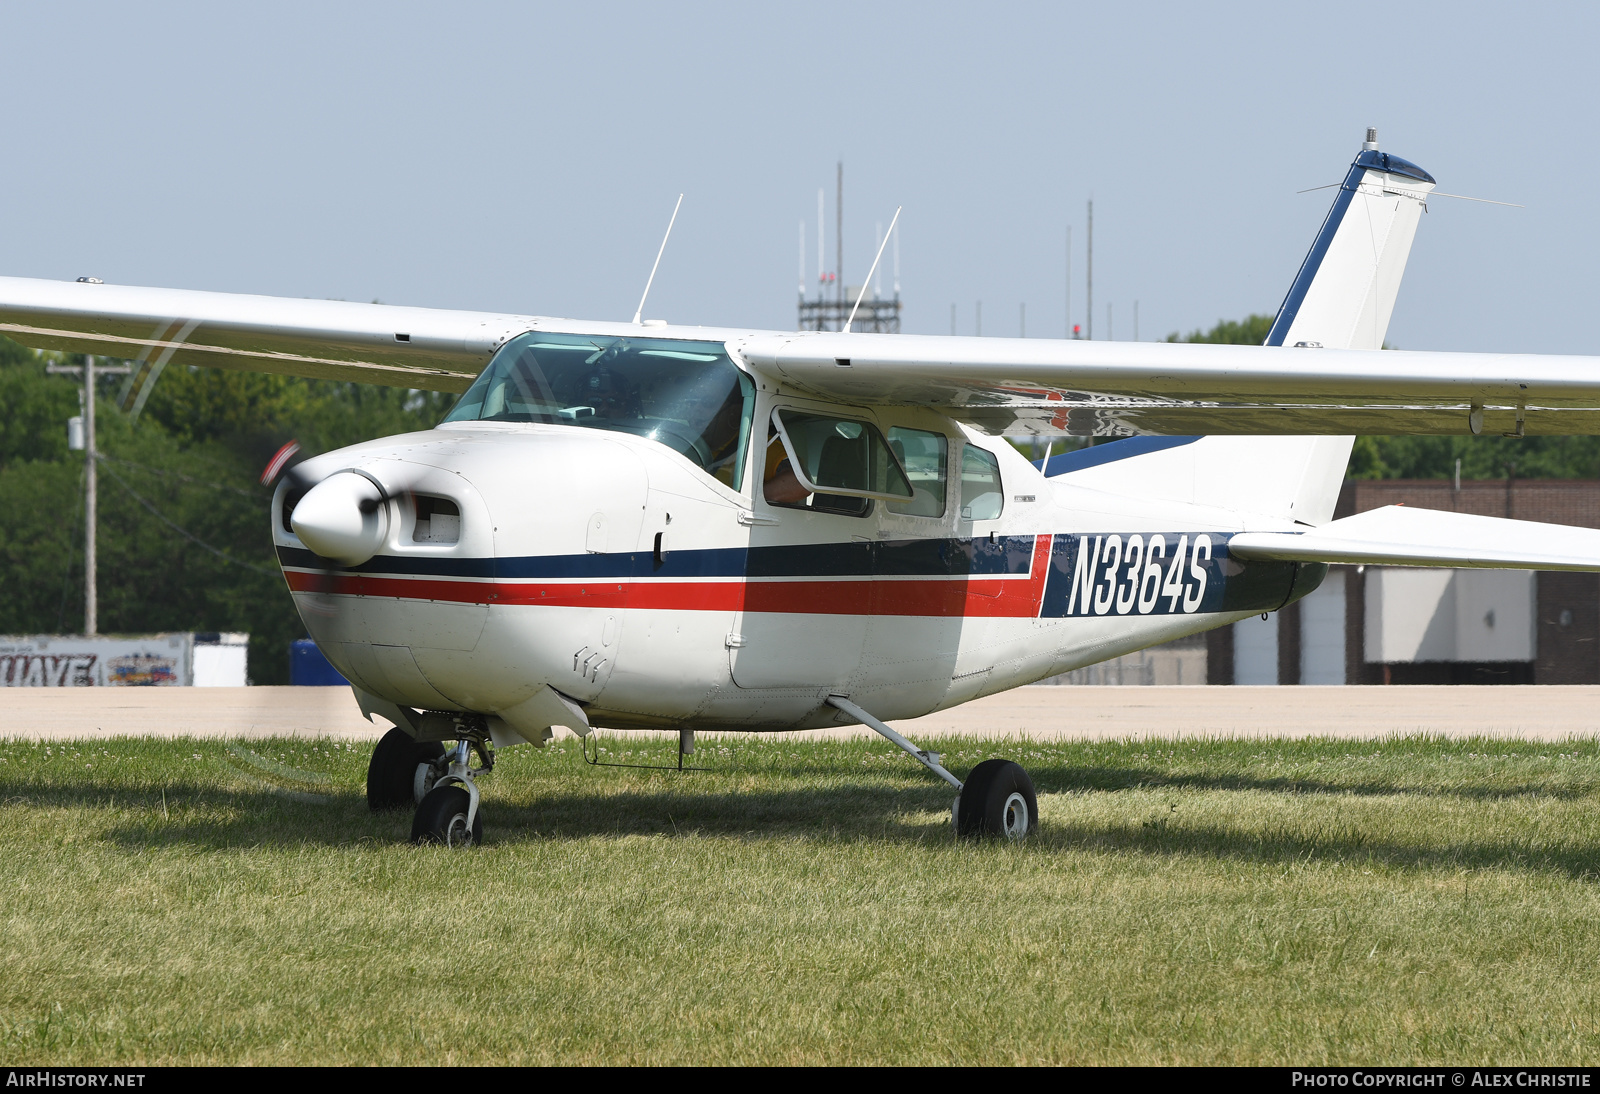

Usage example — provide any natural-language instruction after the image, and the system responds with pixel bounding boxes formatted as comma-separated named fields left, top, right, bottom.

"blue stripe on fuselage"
left=275, top=535, right=1042, bottom=581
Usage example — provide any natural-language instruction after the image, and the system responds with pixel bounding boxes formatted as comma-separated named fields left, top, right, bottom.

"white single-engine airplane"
left=7, top=131, right=1600, bottom=845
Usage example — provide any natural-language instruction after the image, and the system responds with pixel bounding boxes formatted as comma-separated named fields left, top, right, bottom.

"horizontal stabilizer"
left=1229, top=505, right=1600, bottom=571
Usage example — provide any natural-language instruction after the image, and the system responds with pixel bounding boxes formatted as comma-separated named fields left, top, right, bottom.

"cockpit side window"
left=762, top=409, right=914, bottom=517
left=444, top=332, right=756, bottom=491
left=762, top=419, right=870, bottom=517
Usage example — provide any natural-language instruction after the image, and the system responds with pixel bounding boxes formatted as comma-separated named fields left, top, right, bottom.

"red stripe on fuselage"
left=283, top=534, right=1055, bottom=619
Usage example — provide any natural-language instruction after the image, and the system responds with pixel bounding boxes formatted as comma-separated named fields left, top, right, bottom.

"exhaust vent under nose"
left=413, top=496, right=461, bottom=544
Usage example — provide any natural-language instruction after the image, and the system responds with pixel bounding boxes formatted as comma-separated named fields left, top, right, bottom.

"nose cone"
left=291, top=471, right=388, bottom=565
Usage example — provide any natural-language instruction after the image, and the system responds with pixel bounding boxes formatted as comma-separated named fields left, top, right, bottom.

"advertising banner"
left=0, top=634, right=193, bottom=686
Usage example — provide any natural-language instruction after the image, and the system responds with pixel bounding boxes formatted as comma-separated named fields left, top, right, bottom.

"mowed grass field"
left=3, top=732, right=1600, bottom=1065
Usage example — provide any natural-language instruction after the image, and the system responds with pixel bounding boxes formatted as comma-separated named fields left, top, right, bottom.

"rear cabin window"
left=960, top=445, right=1004, bottom=521
left=886, top=427, right=948, bottom=518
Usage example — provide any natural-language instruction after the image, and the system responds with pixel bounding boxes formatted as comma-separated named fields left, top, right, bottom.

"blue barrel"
left=290, top=639, right=348, bottom=686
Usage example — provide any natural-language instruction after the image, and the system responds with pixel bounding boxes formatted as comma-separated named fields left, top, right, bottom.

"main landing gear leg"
left=410, top=716, right=494, bottom=848
left=824, top=695, right=1037, bottom=841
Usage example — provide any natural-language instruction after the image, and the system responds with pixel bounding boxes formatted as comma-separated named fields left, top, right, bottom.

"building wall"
left=1234, top=613, right=1278, bottom=684
left=1299, top=570, right=1346, bottom=684
left=1206, top=623, right=1233, bottom=685
left=1043, top=642, right=1207, bottom=685
left=1536, top=571, right=1600, bottom=684
left=1219, top=479, right=1600, bottom=685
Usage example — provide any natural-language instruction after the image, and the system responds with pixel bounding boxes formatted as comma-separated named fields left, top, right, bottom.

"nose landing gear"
left=365, top=719, right=494, bottom=846
left=410, top=729, right=494, bottom=847
left=412, top=782, right=483, bottom=847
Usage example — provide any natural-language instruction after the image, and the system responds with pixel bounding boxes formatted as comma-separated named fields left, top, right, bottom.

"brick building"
left=1206, top=479, right=1600, bottom=685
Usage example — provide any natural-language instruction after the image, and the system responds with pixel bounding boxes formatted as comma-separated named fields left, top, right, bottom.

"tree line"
left=0, top=335, right=451, bottom=683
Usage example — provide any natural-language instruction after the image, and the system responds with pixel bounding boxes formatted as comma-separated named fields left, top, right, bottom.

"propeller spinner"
left=289, top=469, right=395, bottom=566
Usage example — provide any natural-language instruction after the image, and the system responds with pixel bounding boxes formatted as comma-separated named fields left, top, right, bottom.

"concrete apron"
left=4, top=685, right=1600, bottom=742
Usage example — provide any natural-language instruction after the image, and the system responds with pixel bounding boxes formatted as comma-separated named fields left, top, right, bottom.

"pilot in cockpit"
left=577, top=366, right=643, bottom=421
left=763, top=431, right=810, bottom=505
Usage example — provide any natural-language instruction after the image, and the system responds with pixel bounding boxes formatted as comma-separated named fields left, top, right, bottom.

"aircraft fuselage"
left=274, top=345, right=1321, bottom=742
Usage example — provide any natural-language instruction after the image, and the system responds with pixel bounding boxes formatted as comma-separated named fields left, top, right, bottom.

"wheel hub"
left=1001, top=791, right=1029, bottom=838
left=445, top=813, right=474, bottom=847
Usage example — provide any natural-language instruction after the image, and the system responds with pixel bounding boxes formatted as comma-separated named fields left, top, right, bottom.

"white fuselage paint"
left=274, top=367, right=1295, bottom=739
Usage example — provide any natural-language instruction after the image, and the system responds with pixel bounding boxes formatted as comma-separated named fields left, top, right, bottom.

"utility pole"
left=1086, top=200, right=1094, bottom=340
left=1065, top=226, right=1072, bottom=338
left=85, top=355, right=96, bottom=634
left=49, top=354, right=130, bottom=635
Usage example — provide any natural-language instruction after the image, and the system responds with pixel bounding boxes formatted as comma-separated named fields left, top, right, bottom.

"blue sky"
left=2, top=2, right=1593, bottom=353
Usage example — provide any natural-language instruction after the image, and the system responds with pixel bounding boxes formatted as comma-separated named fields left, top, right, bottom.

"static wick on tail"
left=632, top=194, right=684, bottom=326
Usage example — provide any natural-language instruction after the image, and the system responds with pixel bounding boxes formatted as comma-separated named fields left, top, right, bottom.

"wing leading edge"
left=0, top=276, right=535, bottom=391
left=733, top=332, right=1600, bottom=438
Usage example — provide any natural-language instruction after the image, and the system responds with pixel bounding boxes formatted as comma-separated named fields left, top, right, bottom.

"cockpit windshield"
left=443, top=332, right=756, bottom=490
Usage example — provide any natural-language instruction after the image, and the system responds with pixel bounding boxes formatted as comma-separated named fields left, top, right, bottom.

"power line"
left=97, top=458, right=280, bottom=577
left=98, top=452, right=262, bottom=498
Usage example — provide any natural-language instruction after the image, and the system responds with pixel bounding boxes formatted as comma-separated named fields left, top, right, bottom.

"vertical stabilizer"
left=1263, top=129, right=1436, bottom=521
left=1049, top=131, right=1436, bottom=527
left=1268, top=130, right=1436, bottom=351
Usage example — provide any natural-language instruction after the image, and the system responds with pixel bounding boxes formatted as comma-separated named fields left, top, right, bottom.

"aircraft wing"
left=733, top=331, right=1600, bottom=438
left=8, top=271, right=1600, bottom=437
left=0, top=275, right=534, bottom=392
left=1229, top=505, right=1600, bottom=571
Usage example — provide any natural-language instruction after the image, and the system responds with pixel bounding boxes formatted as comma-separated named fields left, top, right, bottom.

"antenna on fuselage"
left=843, top=205, right=901, bottom=333
left=632, top=193, right=683, bottom=325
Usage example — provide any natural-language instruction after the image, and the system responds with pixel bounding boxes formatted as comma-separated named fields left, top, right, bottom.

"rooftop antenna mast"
left=818, top=189, right=825, bottom=292
left=874, top=221, right=883, bottom=298
left=845, top=206, right=901, bottom=332
left=632, top=193, right=683, bottom=325
left=892, top=223, right=900, bottom=297
left=836, top=162, right=844, bottom=305
left=1065, top=225, right=1072, bottom=338
left=1086, top=199, right=1094, bottom=340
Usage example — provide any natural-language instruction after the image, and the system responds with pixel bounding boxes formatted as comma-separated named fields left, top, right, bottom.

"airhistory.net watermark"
left=4, top=1074, right=145, bottom=1088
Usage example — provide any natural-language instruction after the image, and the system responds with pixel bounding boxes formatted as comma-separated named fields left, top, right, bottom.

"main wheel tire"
left=956, top=758, right=1037, bottom=840
left=367, top=728, right=446, bottom=812
left=410, top=785, right=483, bottom=847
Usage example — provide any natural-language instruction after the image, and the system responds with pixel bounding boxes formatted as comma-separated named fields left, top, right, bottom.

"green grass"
left=4, top=732, right=1600, bottom=1064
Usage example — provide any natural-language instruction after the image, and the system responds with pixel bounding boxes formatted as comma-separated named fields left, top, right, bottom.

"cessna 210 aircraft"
left=7, top=129, right=1600, bottom=846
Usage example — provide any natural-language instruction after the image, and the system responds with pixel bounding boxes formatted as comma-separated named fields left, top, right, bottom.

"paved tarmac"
left=5, top=685, right=1600, bottom=741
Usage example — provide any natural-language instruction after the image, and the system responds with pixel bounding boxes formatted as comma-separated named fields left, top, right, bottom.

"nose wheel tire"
left=411, top=785, right=483, bottom=847
left=955, top=759, right=1037, bottom=840
left=367, top=728, right=446, bottom=811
